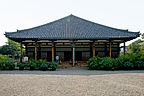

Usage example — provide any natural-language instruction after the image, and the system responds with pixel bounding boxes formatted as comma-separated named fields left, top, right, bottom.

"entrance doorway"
left=75, top=51, right=82, bottom=61
left=64, top=51, right=72, bottom=61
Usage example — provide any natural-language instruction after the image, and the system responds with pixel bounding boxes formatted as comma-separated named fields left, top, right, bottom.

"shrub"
left=4, top=61, right=15, bottom=70
left=18, top=61, right=37, bottom=70
left=0, top=60, right=4, bottom=70
left=0, top=54, right=9, bottom=61
left=139, top=54, right=144, bottom=61
left=29, top=62, right=37, bottom=70
left=116, top=53, right=144, bottom=69
left=134, top=52, right=144, bottom=61
left=123, top=61, right=134, bottom=70
left=88, top=56, right=102, bottom=69
left=40, top=64, right=48, bottom=71
left=88, top=62, right=99, bottom=70
left=112, top=59, right=119, bottom=70
left=134, top=61, right=144, bottom=70
left=25, top=61, right=30, bottom=67
left=119, top=55, right=130, bottom=63
left=17, top=62, right=25, bottom=70
left=37, top=59, right=47, bottom=67
left=99, top=57, right=113, bottom=70
left=120, top=52, right=144, bottom=63
left=88, top=57, right=117, bottom=70
left=0, top=54, right=10, bottom=70
left=88, top=54, right=143, bottom=70
left=29, top=59, right=47, bottom=67
left=115, top=57, right=124, bottom=70
left=48, top=62, right=57, bottom=71
left=17, top=62, right=21, bottom=67
left=88, top=56, right=102, bottom=64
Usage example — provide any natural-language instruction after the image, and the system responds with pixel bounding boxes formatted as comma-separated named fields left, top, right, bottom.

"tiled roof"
left=5, top=15, right=140, bottom=41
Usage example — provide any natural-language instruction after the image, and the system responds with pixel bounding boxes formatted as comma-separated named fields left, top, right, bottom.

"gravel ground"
left=0, top=67, right=144, bottom=96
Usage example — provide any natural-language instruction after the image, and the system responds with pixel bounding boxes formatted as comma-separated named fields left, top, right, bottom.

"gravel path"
left=0, top=67, right=144, bottom=96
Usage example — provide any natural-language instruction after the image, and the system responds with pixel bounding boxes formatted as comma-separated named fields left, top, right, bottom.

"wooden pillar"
left=72, top=42, right=75, bottom=66
left=109, top=41, right=112, bottom=58
left=52, top=41, right=54, bottom=61
left=54, top=43, right=56, bottom=61
left=124, top=41, right=126, bottom=55
left=20, top=42, right=22, bottom=62
left=34, top=42, right=37, bottom=60
left=92, top=42, right=95, bottom=56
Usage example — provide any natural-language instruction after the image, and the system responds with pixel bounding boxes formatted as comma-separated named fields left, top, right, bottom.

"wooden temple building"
left=5, top=15, right=140, bottom=65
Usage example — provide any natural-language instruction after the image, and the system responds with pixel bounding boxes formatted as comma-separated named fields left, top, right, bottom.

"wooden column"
left=34, top=42, right=37, bottom=60
left=109, top=41, right=112, bottom=58
left=92, top=42, right=95, bottom=56
left=20, top=42, right=22, bottom=62
left=124, top=41, right=126, bottom=55
left=72, top=43, right=75, bottom=66
left=54, top=43, right=56, bottom=61
left=52, top=41, right=54, bottom=61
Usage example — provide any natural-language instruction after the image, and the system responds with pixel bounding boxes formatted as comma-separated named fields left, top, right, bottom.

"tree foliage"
left=142, top=33, right=144, bottom=39
left=0, top=39, right=20, bottom=56
left=128, top=39, right=143, bottom=53
left=128, top=33, right=144, bottom=53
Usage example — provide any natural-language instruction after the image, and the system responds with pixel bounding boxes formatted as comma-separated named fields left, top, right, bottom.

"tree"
left=0, top=45, right=13, bottom=55
left=0, top=39, right=24, bottom=57
left=128, top=39, right=142, bottom=53
left=142, top=33, right=144, bottom=39
left=128, top=33, right=144, bottom=53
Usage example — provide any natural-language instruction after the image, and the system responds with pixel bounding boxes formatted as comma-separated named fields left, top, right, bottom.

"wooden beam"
left=52, top=41, right=54, bottom=61
left=124, top=41, right=126, bottom=55
left=92, top=43, right=95, bottom=56
left=20, top=42, right=22, bottom=62
left=34, top=42, right=37, bottom=60
left=109, top=41, right=112, bottom=58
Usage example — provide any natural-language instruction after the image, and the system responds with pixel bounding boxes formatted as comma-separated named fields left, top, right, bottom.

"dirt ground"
left=0, top=67, right=144, bottom=96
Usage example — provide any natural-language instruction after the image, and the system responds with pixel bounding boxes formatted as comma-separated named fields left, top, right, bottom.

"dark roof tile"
left=5, top=15, right=140, bottom=41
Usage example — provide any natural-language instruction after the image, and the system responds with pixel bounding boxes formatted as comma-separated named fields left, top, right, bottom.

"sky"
left=0, top=0, right=144, bottom=46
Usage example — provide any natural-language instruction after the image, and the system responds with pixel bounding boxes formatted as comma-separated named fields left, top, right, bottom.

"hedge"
left=88, top=52, right=144, bottom=70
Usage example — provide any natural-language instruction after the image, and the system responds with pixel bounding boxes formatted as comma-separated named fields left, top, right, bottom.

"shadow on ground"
left=0, top=67, right=144, bottom=76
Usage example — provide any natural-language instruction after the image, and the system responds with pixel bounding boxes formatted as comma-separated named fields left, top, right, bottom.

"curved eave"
left=4, top=14, right=140, bottom=42
left=5, top=33, right=140, bottom=43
